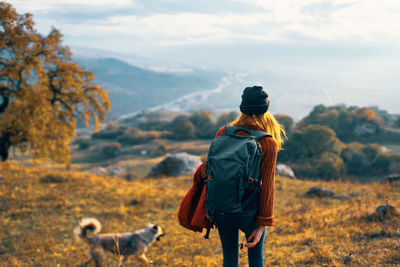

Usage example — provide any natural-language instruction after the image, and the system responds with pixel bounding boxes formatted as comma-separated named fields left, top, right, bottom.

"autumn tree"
left=216, top=111, right=238, bottom=127
left=279, top=125, right=343, bottom=162
left=297, top=104, right=382, bottom=141
left=0, top=3, right=109, bottom=163
left=189, top=110, right=215, bottom=138
left=279, top=125, right=345, bottom=179
left=169, top=115, right=195, bottom=140
left=274, top=113, right=294, bottom=135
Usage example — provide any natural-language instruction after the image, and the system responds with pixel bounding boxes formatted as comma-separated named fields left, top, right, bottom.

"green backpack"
left=205, top=125, right=270, bottom=219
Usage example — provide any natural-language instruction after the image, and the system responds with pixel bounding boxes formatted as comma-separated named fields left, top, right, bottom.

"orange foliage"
left=0, top=3, right=110, bottom=163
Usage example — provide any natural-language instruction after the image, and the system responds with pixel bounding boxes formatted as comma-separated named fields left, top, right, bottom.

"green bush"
left=137, top=119, right=170, bottom=131
left=371, top=153, right=400, bottom=174
left=315, top=152, right=345, bottom=179
left=169, top=115, right=196, bottom=140
left=362, top=144, right=382, bottom=162
left=279, top=125, right=343, bottom=162
left=117, top=128, right=161, bottom=145
left=189, top=110, right=212, bottom=128
left=216, top=111, right=239, bottom=128
left=74, top=138, right=91, bottom=150
left=297, top=104, right=383, bottom=141
left=155, top=141, right=169, bottom=155
left=371, top=154, right=392, bottom=174
left=100, top=142, right=121, bottom=158
left=292, top=152, right=345, bottom=180
left=91, top=124, right=128, bottom=140
left=395, top=116, right=400, bottom=128
left=341, top=142, right=370, bottom=174
left=189, top=110, right=216, bottom=139
left=275, top=114, right=294, bottom=135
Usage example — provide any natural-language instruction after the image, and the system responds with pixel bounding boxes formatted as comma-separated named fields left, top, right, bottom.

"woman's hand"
left=245, top=225, right=265, bottom=248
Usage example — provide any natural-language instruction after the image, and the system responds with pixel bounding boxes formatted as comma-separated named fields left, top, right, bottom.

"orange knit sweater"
left=214, top=126, right=277, bottom=226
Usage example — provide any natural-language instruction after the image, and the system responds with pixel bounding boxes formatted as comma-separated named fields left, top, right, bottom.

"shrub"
left=395, top=116, right=400, bottom=128
left=100, top=143, right=121, bottom=158
left=292, top=152, right=345, bottom=180
left=316, top=152, right=345, bottom=179
left=371, top=153, right=400, bottom=174
left=345, top=150, right=370, bottom=174
left=341, top=142, right=370, bottom=174
left=362, top=144, right=382, bottom=161
left=91, top=124, right=128, bottom=140
left=117, top=128, right=161, bottom=145
left=40, top=174, right=65, bottom=183
left=189, top=110, right=216, bottom=139
left=389, top=161, right=400, bottom=174
left=275, top=114, right=294, bottom=135
left=372, top=154, right=392, bottom=174
left=137, top=119, right=170, bottom=131
left=169, top=115, right=196, bottom=140
left=75, top=138, right=91, bottom=150
left=279, top=125, right=343, bottom=162
left=297, top=104, right=383, bottom=141
left=155, top=141, right=169, bottom=155
left=216, top=111, right=239, bottom=128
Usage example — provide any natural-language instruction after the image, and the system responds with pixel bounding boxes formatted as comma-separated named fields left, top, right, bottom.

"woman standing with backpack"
left=209, top=86, right=285, bottom=267
left=178, top=85, right=285, bottom=267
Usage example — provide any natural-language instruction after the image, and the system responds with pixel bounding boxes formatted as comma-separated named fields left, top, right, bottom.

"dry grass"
left=0, top=162, right=399, bottom=266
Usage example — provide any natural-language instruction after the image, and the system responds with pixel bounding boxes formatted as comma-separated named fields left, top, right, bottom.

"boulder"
left=305, top=186, right=352, bottom=199
left=375, top=204, right=395, bottom=217
left=94, top=167, right=108, bottom=176
left=147, top=152, right=202, bottom=177
left=109, top=166, right=124, bottom=177
left=381, top=174, right=400, bottom=184
left=353, top=122, right=378, bottom=136
left=275, top=164, right=296, bottom=179
left=306, top=187, right=335, bottom=197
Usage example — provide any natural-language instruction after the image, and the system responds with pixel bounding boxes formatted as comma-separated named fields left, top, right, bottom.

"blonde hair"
left=230, top=112, right=286, bottom=150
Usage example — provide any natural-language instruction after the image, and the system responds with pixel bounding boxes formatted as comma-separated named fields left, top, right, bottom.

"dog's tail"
left=74, top=218, right=102, bottom=240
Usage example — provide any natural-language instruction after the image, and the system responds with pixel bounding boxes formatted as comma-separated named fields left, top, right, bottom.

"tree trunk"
left=0, top=89, right=10, bottom=114
left=0, top=134, right=11, bottom=161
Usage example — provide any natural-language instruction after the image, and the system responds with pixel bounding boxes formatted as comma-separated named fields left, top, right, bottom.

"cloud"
left=12, top=0, right=400, bottom=52
left=11, top=0, right=134, bottom=12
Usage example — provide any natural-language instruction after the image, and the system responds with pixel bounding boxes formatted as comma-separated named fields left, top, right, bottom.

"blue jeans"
left=212, top=211, right=266, bottom=267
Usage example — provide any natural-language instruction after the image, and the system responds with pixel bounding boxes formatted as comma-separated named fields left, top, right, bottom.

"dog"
left=74, top=218, right=164, bottom=266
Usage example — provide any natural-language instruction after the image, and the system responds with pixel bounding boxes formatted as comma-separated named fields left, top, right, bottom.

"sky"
left=11, top=0, right=400, bottom=52
left=9, top=0, right=400, bottom=116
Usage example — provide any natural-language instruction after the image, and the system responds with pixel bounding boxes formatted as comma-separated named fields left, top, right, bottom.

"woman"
left=211, top=85, right=285, bottom=267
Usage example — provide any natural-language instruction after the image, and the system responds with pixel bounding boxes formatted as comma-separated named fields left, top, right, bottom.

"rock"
left=353, top=122, right=378, bottom=136
left=129, top=199, right=141, bottom=206
left=381, top=174, right=400, bottom=184
left=331, top=194, right=350, bottom=199
left=375, top=204, right=395, bottom=217
left=147, top=152, right=202, bottom=177
left=40, top=174, right=65, bottom=183
left=94, top=167, right=108, bottom=176
left=109, top=166, right=124, bottom=177
left=349, top=192, right=358, bottom=198
left=0, top=175, right=3, bottom=179
left=306, top=187, right=335, bottom=197
left=275, top=164, right=296, bottom=178
left=306, top=186, right=354, bottom=199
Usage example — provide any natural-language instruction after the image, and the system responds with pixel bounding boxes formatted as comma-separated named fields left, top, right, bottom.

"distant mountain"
left=74, top=57, right=222, bottom=118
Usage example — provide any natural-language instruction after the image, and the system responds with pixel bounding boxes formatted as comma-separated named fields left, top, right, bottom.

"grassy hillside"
left=0, top=163, right=399, bottom=266
left=74, top=57, right=221, bottom=118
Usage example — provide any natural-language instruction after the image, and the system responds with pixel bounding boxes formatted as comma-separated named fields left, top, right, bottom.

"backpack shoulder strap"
left=248, top=129, right=271, bottom=140
left=224, top=125, right=271, bottom=140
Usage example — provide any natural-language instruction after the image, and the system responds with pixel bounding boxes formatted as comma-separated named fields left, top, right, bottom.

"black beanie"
left=239, top=86, right=270, bottom=114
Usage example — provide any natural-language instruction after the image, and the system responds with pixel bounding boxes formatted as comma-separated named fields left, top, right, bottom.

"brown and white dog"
left=74, top=218, right=164, bottom=266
